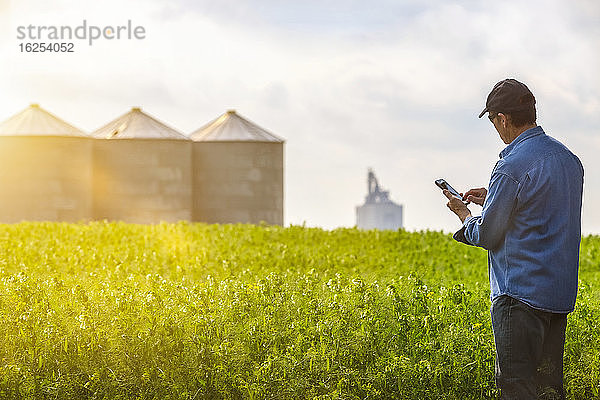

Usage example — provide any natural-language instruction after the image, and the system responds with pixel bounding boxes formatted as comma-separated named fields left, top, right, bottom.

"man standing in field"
left=443, top=78, right=584, bottom=399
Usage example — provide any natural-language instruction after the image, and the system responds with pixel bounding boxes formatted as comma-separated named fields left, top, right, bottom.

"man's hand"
left=443, top=189, right=472, bottom=223
left=463, top=187, right=487, bottom=206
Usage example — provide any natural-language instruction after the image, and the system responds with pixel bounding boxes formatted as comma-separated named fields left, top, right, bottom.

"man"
left=443, top=78, right=584, bottom=399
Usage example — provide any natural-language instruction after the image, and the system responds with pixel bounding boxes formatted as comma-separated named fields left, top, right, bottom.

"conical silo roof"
left=92, top=107, right=189, bottom=140
left=190, top=110, right=284, bottom=142
left=0, top=104, right=87, bottom=137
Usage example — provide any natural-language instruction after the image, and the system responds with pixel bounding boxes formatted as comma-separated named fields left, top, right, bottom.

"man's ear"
left=499, top=113, right=507, bottom=129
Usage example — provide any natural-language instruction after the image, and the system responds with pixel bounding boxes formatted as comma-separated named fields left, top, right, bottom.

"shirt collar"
left=499, top=125, right=544, bottom=159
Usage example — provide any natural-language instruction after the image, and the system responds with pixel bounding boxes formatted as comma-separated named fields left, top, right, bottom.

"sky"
left=0, top=0, right=598, bottom=233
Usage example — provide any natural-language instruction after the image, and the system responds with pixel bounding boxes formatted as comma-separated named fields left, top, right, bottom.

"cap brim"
left=478, top=108, right=488, bottom=118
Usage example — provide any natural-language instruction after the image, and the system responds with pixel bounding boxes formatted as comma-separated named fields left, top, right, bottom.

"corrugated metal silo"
left=92, top=107, right=192, bottom=223
left=190, top=110, right=284, bottom=225
left=0, top=104, right=92, bottom=222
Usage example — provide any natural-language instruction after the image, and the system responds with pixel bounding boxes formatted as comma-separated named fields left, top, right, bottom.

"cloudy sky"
left=0, top=0, right=598, bottom=233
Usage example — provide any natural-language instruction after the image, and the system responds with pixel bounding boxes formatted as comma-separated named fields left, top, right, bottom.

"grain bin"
left=190, top=110, right=284, bottom=225
left=92, top=107, right=192, bottom=223
left=0, top=104, right=93, bottom=222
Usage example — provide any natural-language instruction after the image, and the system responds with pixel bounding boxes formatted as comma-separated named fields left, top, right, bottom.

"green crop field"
left=0, top=222, right=598, bottom=399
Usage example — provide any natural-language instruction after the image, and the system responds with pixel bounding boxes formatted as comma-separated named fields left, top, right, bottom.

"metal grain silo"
left=0, top=104, right=92, bottom=222
left=92, top=107, right=192, bottom=223
left=190, top=110, right=284, bottom=225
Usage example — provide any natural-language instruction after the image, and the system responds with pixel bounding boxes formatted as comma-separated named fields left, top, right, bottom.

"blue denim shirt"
left=453, top=126, right=584, bottom=313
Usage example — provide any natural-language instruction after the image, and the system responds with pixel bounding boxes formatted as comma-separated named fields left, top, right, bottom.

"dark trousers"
left=491, top=295, right=567, bottom=400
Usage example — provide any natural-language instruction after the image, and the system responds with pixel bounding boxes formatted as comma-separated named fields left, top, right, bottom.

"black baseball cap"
left=478, top=78, right=536, bottom=118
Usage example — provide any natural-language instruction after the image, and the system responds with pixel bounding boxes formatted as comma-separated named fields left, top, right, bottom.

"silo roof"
left=92, top=107, right=189, bottom=140
left=0, top=104, right=87, bottom=137
left=190, top=110, right=284, bottom=142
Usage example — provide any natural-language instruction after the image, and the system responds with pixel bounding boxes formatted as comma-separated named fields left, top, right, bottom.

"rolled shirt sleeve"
left=453, top=171, right=520, bottom=250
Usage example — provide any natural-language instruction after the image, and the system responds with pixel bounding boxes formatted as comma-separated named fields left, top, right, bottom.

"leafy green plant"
left=0, top=223, right=597, bottom=399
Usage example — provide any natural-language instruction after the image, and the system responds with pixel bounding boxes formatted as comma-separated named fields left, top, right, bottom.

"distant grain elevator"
left=356, top=169, right=403, bottom=230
